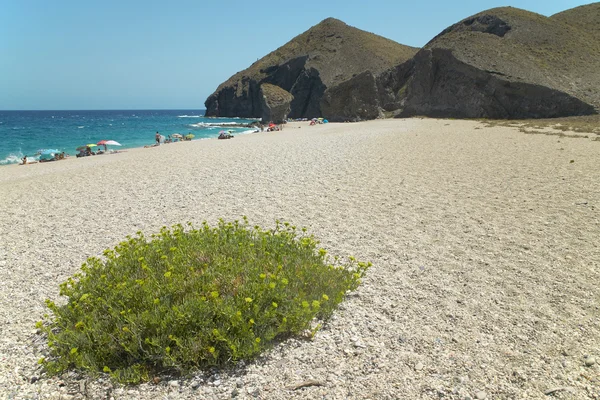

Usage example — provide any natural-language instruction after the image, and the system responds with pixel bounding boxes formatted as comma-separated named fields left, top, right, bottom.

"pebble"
left=415, top=362, right=424, bottom=371
left=584, top=356, right=596, bottom=367
left=168, top=380, right=179, bottom=388
left=246, top=386, right=259, bottom=396
left=475, top=391, right=487, bottom=399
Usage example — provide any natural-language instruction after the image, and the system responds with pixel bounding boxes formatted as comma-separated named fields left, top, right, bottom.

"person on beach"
left=21, top=155, right=27, bottom=165
left=155, top=132, right=161, bottom=145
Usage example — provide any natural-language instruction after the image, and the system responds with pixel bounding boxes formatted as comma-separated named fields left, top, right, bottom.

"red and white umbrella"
left=97, top=140, right=121, bottom=146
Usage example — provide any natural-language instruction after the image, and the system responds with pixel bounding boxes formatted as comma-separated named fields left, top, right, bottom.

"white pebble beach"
left=1, top=119, right=599, bottom=399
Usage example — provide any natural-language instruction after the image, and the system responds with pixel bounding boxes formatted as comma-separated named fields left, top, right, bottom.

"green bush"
left=38, top=218, right=370, bottom=383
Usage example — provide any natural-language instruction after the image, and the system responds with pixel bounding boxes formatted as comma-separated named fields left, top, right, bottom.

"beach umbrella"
left=218, top=130, right=226, bottom=134
left=104, top=140, right=121, bottom=146
left=39, top=149, right=60, bottom=155
left=97, top=140, right=108, bottom=145
left=172, top=134, right=183, bottom=139
left=87, top=144, right=97, bottom=148
left=185, top=134, right=195, bottom=140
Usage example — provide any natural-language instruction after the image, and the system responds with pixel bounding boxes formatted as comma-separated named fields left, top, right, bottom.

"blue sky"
left=0, top=0, right=591, bottom=110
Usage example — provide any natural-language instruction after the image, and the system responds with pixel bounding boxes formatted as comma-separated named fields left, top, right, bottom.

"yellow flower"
left=245, top=297, right=253, bottom=303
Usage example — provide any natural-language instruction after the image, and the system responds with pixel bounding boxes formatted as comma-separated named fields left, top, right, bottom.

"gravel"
left=1, top=119, right=599, bottom=399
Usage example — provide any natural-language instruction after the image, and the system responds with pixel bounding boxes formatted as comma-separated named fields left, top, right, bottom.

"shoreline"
left=0, top=124, right=269, bottom=168
left=1, top=118, right=599, bottom=399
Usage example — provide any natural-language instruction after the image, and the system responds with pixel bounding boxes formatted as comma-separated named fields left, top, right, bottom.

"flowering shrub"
left=38, top=218, right=370, bottom=383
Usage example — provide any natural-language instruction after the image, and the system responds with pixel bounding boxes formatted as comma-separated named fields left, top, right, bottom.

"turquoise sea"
left=0, top=110, right=258, bottom=165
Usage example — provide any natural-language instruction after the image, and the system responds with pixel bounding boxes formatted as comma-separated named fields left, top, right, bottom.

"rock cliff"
left=378, top=6, right=599, bottom=119
left=206, top=5, right=599, bottom=121
left=204, top=18, right=418, bottom=120
left=259, top=84, right=294, bottom=124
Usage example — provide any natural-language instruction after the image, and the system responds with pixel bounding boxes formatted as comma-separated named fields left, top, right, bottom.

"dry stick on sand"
left=544, top=387, right=574, bottom=396
left=285, top=380, right=326, bottom=390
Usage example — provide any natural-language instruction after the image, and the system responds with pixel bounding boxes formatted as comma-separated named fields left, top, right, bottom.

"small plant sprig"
left=38, top=218, right=370, bottom=383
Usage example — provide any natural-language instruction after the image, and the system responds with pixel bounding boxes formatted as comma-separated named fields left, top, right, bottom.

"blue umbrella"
left=38, top=149, right=61, bottom=161
left=40, top=149, right=60, bottom=155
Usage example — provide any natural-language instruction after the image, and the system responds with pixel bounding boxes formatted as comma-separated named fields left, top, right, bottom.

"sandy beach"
left=0, top=119, right=598, bottom=399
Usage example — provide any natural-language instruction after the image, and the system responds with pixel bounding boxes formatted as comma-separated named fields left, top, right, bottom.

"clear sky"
left=0, top=0, right=592, bottom=110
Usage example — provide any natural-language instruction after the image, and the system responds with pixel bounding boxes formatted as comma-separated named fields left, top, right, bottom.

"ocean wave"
left=205, top=116, right=261, bottom=121
left=0, top=152, right=32, bottom=165
left=188, top=122, right=242, bottom=128
left=178, top=115, right=203, bottom=118
left=238, top=129, right=261, bottom=135
left=78, top=126, right=85, bottom=128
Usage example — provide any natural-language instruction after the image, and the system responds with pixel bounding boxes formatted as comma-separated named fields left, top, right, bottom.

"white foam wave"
left=178, top=115, right=202, bottom=118
left=0, top=152, right=37, bottom=165
left=0, top=154, right=23, bottom=165
left=188, top=121, right=242, bottom=128
left=78, top=126, right=85, bottom=128
left=238, top=129, right=261, bottom=135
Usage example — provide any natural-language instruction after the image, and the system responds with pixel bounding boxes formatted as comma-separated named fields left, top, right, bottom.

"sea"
left=0, top=110, right=258, bottom=165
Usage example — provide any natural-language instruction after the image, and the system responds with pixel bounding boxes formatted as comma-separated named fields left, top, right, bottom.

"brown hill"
left=376, top=6, right=599, bottom=118
left=551, top=2, right=600, bottom=40
left=204, top=18, right=418, bottom=120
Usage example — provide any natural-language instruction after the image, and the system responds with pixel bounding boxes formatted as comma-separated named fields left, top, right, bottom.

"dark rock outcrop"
left=376, top=6, right=599, bottom=119
left=321, top=71, right=381, bottom=122
left=259, top=84, right=294, bottom=123
left=206, top=5, right=600, bottom=122
left=429, top=15, right=511, bottom=44
left=204, top=18, right=418, bottom=119
left=380, top=48, right=595, bottom=119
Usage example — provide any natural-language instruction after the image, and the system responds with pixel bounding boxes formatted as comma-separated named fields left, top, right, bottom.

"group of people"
left=76, top=146, right=98, bottom=157
left=218, top=131, right=234, bottom=140
left=21, top=152, right=68, bottom=165
left=149, top=132, right=194, bottom=146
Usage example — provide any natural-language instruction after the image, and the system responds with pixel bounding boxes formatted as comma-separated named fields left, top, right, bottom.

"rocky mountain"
left=206, top=5, right=599, bottom=121
left=376, top=6, right=600, bottom=119
left=204, top=18, right=418, bottom=122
